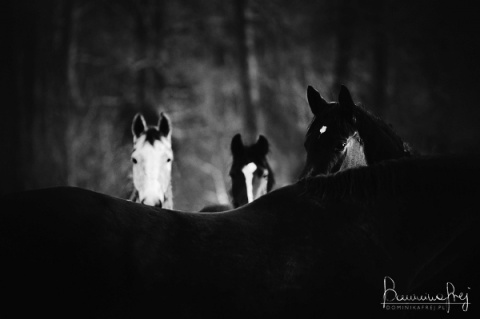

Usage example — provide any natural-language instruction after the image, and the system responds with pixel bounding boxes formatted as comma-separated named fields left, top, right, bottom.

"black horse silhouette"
left=1, top=155, right=478, bottom=318
left=302, top=85, right=411, bottom=177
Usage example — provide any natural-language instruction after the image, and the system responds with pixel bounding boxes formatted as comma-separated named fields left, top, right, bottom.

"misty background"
left=3, top=0, right=480, bottom=211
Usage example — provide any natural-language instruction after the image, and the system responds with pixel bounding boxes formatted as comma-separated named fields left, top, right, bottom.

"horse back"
left=0, top=186, right=317, bottom=318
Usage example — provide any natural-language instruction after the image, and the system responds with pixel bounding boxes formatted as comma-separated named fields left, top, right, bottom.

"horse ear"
left=307, top=85, right=329, bottom=115
left=338, top=85, right=355, bottom=108
left=231, top=134, right=244, bottom=157
left=132, top=113, right=147, bottom=139
left=158, top=113, right=172, bottom=140
left=255, top=135, right=269, bottom=156
left=338, top=85, right=355, bottom=119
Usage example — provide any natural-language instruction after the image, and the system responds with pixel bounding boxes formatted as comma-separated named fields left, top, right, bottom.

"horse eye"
left=336, top=141, right=347, bottom=151
left=263, top=174, right=268, bottom=179
left=132, top=157, right=137, bottom=164
left=167, top=158, right=172, bottom=163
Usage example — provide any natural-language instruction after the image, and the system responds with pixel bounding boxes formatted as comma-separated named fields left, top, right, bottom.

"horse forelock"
left=134, top=129, right=172, bottom=151
left=144, top=127, right=161, bottom=145
left=305, top=103, right=341, bottom=137
left=231, top=142, right=270, bottom=172
left=306, top=104, right=357, bottom=146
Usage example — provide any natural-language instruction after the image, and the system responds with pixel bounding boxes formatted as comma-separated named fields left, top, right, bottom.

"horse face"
left=131, top=113, right=173, bottom=208
left=301, top=85, right=366, bottom=177
left=230, top=134, right=274, bottom=208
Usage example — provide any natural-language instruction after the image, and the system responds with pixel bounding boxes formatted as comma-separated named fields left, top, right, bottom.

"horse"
left=301, top=85, right=412, bottom=177
left=200, top=134, right=275, bottom=212
left=1, top=154, right=479, bottom=318
left=129, top=112, right=173, bottom=209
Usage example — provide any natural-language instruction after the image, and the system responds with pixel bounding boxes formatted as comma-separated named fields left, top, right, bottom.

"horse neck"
left=339, top=139, right=367, bottom=171
left=355, top=109, right=409, bottom=164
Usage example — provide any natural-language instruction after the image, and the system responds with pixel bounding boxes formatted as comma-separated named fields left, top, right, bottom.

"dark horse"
left=1, top=155, right=478, bottom=318
left=302, top=85, right=411, bottom=177
left=201, top=134, right=275, bottom=211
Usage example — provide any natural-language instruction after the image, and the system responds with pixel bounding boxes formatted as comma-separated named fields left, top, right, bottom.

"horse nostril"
left=141, top=199, right=146, bottom=204
left=155, top=201, right=163, bottom=208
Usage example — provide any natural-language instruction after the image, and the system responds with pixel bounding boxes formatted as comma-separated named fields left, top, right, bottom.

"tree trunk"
left=372, top=0, right=388, bottom=117
left=34, top=0, right=72, bottom=189
left=235, top=0, right=258, bottom=143
left=135, top=4, right=148, bottom=112
left=2, top=0, right=36, bottom=193
left=333, top=0, right=354, bottom=91
left=134, top=0, right=164, bottom=118
left=2, top=0, right=73, bottom=193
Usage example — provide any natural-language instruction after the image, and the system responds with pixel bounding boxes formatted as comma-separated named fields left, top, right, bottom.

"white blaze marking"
left=242, top=162, right=257, bottom=203
left=320, top=126, right=327, bottom=134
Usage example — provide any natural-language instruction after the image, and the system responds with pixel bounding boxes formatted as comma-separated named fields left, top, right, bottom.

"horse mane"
left=353, top=104, right=412, bottom=156
left=144, top=127, right=162, bottom=145
left=301, top=155, right=476, bottom=205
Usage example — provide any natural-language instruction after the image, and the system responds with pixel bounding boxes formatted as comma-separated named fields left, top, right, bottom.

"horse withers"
left=130, top=112, right=173, bottom=209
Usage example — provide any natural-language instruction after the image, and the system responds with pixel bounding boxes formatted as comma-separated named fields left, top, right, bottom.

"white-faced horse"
left=130, top=112, right=173, bottom=209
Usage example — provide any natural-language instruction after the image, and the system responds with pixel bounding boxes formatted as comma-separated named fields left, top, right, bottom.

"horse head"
left=229, top=134, right=275, bottom=208
left=131, top=112, right=173, bottom=208
left=301, top=85, right=366, bottom=177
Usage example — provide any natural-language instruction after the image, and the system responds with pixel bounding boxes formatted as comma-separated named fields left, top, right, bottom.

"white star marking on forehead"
left=319, top=126, right=327, bottom=134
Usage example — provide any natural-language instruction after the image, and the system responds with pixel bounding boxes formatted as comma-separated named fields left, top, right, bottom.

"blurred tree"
left=3, top=0, right=73, bottom=193
left=3, top=0, right=36, bottom=193
left=235, top=0, right=259, bottom=143
left=370, top=0, right=388, bottom=117
left=3, top=0, right=480, bottom=208
left=133, top=0, right=165, bottom=115
left=333, top=0, right=354, bottom=91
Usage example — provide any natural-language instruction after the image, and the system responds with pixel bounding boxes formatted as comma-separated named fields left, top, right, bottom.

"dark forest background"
left=3, top=0, right=480, bottom=211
